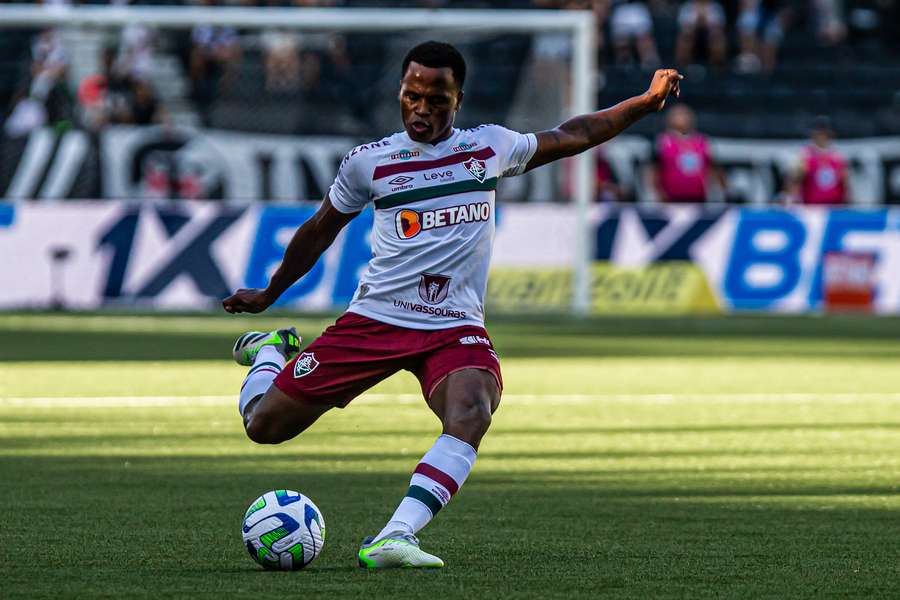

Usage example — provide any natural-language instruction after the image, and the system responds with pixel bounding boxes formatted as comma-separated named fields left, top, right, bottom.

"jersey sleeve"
left=488, top=125, right=538, bottom=177
left=328, top=152, right=371, bottom=214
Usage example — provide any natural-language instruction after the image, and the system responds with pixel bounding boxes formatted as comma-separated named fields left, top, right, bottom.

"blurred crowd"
left=592, top=106, right=851, bottom=205
left=540, top=0, right=861, bottom=73
left=4, top=0, right=897, bottom=136
left=1, top=0, right=896, bottom=204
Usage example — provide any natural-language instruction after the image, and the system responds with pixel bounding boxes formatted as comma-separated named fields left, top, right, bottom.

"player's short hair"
left=402, top=41, right=467, bottom=90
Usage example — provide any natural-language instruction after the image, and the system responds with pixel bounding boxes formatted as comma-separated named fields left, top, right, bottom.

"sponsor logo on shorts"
left=395, top=202, right=491, bottom=239
left=393, top=299, right=466, bottom=319
left=418, top=273, right=451, bottom=305
left=390, top=149, right=420, bottom=161
left=463, top=157, right=487, bottom=183
left=451, top=141, right=477, bottom=153
left=459, top=335, right=491, bottom=346
left=293, top=352, right=319, bottom=379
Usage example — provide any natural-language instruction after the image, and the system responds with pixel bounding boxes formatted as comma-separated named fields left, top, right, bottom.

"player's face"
left=667, top=106, right=694, bottom=135
left=399, top=62, right=463, bottom=144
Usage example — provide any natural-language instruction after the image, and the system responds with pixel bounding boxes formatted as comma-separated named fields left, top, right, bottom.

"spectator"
left=646, top=104, right=727, bottom=203
left=812, top=0, right=846, bottom=46
left=129, top=79, right=165, bottom=126
left=116, top=23, right=156, bottom=82
left=735, top=0, right=794, bottom=73
left=594, top=147, right=627, bottom=202
left=261, top=29, right=301, bottom=93
left=562, top=147, right=628, bottom=203
left=609, top=0, right=659, bottom=67
left=30, top=28, right=68, bottom=101
left=189, top=3, right=242, bottom=126
left=4, top=28, right=71, bottom=139
left=77, top=46, right=165, bottom=130
left=785, top=116, right=849, bottom=205
left=675, top=0, right=727, bottom=67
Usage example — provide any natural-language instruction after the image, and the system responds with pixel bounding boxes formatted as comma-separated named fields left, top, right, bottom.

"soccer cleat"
left=357, top=532, right=444, bottom=569
left=232, top=328, right=301, bottom=366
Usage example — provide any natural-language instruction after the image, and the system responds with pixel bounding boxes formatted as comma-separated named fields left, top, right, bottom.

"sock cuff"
left=255, top=345, right=285, bottom=366
left=437, top=433, right=477, bottom=462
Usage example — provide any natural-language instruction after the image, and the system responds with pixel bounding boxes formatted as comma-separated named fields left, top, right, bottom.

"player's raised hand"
left=222, top=288, right=274, bottom=314
left=646, top=69, right=683, bottom=111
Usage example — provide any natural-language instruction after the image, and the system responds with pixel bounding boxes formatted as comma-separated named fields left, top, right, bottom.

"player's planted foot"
left=232, top=328, right=301, bottom=366
left=357, top=532, right=444, bottom=569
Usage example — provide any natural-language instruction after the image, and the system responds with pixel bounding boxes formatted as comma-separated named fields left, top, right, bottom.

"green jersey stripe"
left=374, top=177, right=498, bottom=210
left=405, top=485, right=443, bottom=516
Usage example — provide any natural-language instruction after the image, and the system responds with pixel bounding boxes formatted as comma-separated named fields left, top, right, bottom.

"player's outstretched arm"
left=222, top=196, right=357, bottom=314
left=525, top=68, right=683, bottom=172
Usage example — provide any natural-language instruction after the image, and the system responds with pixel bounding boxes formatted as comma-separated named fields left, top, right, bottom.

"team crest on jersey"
left=293, top=352, right=319, bottom=379
left=418, top=273, right=451, bottom=305
left=463, top=158, right=487, bottom=183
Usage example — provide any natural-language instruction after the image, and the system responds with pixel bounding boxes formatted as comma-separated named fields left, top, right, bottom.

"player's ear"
left=455, top=89, right=464, bottom=111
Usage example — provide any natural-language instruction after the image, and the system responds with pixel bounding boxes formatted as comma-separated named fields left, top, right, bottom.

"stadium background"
left=3, top=1, right=900, bottom=598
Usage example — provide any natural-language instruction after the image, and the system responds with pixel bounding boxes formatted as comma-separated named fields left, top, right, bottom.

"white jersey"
left=329, top=125, right=537, bottom=330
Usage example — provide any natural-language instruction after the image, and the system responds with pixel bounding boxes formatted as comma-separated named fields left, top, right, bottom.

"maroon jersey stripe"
left=414, top=462, right=460, bottom=496
left=373, top=147, right=496, bottom=180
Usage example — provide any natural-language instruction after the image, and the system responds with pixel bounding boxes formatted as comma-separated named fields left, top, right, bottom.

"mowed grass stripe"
left=6, top=393, right=900, bottom=407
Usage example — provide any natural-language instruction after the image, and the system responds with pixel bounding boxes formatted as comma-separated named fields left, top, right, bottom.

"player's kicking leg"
left=358, top=368, right=499, bottom=569
left=233, top=328, right=331, bottom=444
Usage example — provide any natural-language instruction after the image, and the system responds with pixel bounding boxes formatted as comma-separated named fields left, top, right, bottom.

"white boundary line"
left=3, top=393, right=900, bottom=408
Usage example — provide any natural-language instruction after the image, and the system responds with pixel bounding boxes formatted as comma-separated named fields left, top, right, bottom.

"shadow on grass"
left=2, top=456, right=900, bottom=597
left=4, top=314, right=900, bottom=361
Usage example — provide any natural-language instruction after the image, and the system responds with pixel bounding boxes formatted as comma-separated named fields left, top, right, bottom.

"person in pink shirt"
left=647, top=104, right=726, bottom=203
left=787, top=117, right=850, bottom=205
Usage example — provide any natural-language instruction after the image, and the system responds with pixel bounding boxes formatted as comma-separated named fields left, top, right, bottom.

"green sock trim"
left=406, top=485, right=443, bottom=517
left=248, top=361, right=282, bottom=376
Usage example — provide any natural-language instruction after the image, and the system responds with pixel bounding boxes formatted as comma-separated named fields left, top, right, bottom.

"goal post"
left=0, top=4, right=595, bottom=315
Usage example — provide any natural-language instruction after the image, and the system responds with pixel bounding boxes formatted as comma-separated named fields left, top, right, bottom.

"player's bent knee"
left=244, top=404, right=298, bottom=445
left=245, top=413, right=288, bottom=445
left=445, top=393, right=493, bottom=441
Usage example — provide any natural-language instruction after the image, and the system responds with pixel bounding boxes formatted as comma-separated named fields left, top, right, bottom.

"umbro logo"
left=388, top=176, right=414, bottom=186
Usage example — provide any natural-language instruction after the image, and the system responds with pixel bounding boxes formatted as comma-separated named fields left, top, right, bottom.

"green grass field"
left=3, top=313, right=900, bottom=598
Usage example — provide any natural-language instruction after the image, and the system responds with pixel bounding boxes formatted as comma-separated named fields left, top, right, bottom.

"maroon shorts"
left=273, top=312, right=502, bottom=408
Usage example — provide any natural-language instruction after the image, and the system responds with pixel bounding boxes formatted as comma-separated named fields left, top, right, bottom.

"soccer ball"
left=242, top=489, right=326, bottom=570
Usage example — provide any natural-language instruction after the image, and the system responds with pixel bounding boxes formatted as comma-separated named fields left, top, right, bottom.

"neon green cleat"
left=357, top=532, right=444, bottom=569
left=231, top=328, right=301, bottom=366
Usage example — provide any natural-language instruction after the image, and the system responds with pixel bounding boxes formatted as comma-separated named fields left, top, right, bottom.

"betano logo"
left=395, top=202, right=491, bottom=239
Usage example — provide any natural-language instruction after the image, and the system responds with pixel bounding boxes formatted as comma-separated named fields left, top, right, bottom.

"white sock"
left=238, top=346, right=284, bottom=416
left=375, top=434, right=477, bottom=541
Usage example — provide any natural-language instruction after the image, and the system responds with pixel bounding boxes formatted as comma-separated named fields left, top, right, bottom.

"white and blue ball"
left=242, top=489, right=326, bottom=570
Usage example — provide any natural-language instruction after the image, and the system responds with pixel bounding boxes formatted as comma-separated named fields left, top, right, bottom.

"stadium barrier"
left=4, top=128, right=900, bottom=204
left=1, top=201, right=898, bottom=314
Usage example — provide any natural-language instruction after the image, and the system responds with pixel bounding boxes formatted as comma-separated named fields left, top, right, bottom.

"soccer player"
left=784, top=116, right=850, bottom=205
left=223, top=41, right=682, bottom=569
left=647, top=104, right=727, bottom=204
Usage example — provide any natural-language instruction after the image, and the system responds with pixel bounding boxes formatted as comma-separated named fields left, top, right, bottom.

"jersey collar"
left=404, top=128, right=459, bottom=151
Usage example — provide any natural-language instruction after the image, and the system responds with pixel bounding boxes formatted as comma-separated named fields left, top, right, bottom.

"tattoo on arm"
left=526, top=94, right=653, bottom=172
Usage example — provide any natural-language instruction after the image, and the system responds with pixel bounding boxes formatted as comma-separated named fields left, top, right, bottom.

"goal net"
left=0, top=5, right=594, bottom=314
